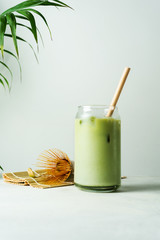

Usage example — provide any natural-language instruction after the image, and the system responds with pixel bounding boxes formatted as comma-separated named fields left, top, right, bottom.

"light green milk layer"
left=75, top=117, right=121, bottom=186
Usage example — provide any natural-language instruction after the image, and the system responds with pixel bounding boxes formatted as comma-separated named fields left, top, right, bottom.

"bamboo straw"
left=106, top=67, right=131, bottom=117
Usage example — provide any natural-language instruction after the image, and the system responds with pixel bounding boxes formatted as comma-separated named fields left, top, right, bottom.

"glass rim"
left=78, top=105, right=118, bottom=110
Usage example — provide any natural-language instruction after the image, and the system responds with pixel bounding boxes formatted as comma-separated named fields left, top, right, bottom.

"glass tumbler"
left=74, top=105, right=121, bottom=192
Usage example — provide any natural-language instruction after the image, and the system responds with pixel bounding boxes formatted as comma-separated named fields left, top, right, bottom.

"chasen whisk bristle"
left=36, top=148, right=72, bottom=184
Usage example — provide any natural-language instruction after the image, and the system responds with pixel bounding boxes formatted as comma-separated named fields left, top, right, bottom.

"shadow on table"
left=119, top=183, right=160, bottom=193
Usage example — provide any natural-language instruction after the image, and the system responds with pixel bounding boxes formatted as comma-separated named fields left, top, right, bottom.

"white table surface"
left=0, top=176, right=160, bottom=240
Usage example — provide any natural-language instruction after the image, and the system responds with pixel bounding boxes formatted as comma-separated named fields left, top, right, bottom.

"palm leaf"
left=4, top=34, right=39, bottom=63
left=36, top=26, right=44, bottom=46
left=0, top=15, right=7, bottom=58
left=3, top=49, right=22, bottom=81
left=1, top=0, right=44, bottom=16
left=38, top=2, right=69, bottom=7
left=17, top=10, right=38, bottom=44
left=0, top=61, right=13, bottom=82
left=0, top=78, right=5, bottom=89
left=1, top=0, right=70, bottom=16
left=17, top=23, right=44, bottom=46
left=0, top=73, right=10, bottom=89
left=0, top=165, right=3, bottom=171
left=6, top=13, right=19, bottom=57
left=15, top=15, right=28, bottom=21
left=24, top=9, right=52, bottom=39
left=0, top=0, right=71, bottom=90
left=50, top=0, right=72, bottom=9
left=15, top=14, right=43, bottom=46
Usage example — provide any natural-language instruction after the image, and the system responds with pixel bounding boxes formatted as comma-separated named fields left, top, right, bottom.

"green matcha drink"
left=74, top=105, right=121, bottom=192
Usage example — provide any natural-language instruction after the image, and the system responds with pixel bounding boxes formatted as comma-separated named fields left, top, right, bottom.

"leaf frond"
left=0, top=60, right=13, bottom=81
left=24, top=8, right=52, bottom=39
left=3, top=49, right=22, bottom=81
left=49, top=0, right=72, bottom=9
left=0, top=165, right=3, bottom=171
left=0, top=78, right=5, bottom=89
left=0, top=15, right=7, bottom=58
left=1, top=0, right=44, bottom=16
left=17, top=10, right=38, bottom=44
left=17, top=22, right=44, bottom=47
left=0, top=73, right=10, bottom=90
left=6, top=13, right=19, bottom=57
left=4, top=33, right=39, bottom=63
left=0, top=0, right=71, bottom=91
left=15, top=15, right=28, bottom=21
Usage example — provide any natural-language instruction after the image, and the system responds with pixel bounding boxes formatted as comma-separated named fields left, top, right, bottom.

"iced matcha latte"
left=74, top=106, right=121, bottom=192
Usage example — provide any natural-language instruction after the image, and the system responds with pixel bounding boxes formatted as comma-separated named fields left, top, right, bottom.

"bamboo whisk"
left=35, top=148, right=72, bottom=184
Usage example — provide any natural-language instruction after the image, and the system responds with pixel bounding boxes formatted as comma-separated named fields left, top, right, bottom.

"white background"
left=0, top=0, right=159, bottom=176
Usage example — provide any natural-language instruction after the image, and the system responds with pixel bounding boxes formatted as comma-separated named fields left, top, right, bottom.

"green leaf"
left=0, top=60, right=13, bottom=81
left=0, top=0, right=71, bottom=91
left=0, top=73, right=10, bottom=90
left=6, top=13, right=19, bottom=57
left=0, top=165, right=3, bottom=171
left=38, top=2, right=69, bottom=7
left=1, top=0, right=44, bottom=16
left=36, top=26, right=44, bottom=47
left=17, top=22, right=44, bottom=47
left=24, top=9, right=52, bottom=39
left=17, top=10, right=38, bottom=44
left=4, top=34, right=39, bottom=63
left=0, top=15, right=7, bottom=58
left=15, top=15, right=28, bottom=21
left=37, top=26, right=44, bottom=47
left=0, top=78, right=6, bottom=89
left=49, top=0, right=72, bottom=9
left=3, top=49, right=22, bottom=81
left=15, top=14, right=42, bottom=47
